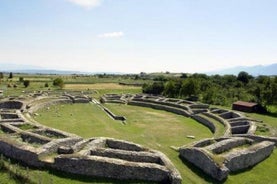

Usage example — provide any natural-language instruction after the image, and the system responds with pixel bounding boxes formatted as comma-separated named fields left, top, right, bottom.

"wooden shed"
left=232, top=101, right=259, bottom=113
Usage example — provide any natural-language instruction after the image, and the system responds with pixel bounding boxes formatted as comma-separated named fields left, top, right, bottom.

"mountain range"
left=206, top=63, right=277, bottom=76
left=0, top=63, right=276, bottom=76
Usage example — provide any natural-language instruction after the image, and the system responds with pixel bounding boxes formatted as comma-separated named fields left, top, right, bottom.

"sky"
left=0, top=0, right=277, bottom=73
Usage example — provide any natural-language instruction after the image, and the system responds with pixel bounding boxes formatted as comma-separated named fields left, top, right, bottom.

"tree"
left=0, top=72, right=3, bottom=79
left=23, top=80, right=30, bottom=88
left=44, top=82, right=49, bottom=87
left=9, top=72, right=13, bottom=79
left=237, top=71, right=252, bottom=84
left=53, top=78, right=64, bottom=88
left=142, top=82, right=164, bottom=95
left=19, top=77, right=24, bottom=82
left=180, top=78, right=200, bottom=97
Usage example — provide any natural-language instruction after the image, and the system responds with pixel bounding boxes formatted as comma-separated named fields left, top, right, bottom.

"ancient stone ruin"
left=101, top=93, right=277, bottom=181
left=179, top=136, right=276, bottom=181
left=0, top=91, right=276, bottom=182
left=0, top=91, right=182, bottom=184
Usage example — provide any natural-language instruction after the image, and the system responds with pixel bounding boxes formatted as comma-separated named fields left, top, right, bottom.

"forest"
left=142, top=71, right=277, bottom=111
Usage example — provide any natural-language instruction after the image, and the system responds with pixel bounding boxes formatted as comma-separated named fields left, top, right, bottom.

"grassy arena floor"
left=34, top=103, right=214, bottom=183
left=33, top=102, right=277, bottom=184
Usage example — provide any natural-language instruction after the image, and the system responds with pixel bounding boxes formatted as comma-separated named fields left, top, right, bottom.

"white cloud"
left=98, top=31, right=124, bottom=38
left=66, top=0, right=102, bottom=9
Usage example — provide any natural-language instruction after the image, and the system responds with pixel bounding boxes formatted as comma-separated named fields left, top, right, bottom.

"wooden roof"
left=233, top=101, right=258, bottom=107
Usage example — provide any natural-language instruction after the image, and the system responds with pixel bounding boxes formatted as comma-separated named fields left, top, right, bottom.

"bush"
left=53, top=78, right=64, bottom=88
left=23, top=80, right=30, bottom=88
left=19, top=77, right=24, bottom=82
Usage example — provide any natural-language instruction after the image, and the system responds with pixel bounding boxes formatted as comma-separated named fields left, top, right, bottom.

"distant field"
left=64, top=83, right=141, bottom=90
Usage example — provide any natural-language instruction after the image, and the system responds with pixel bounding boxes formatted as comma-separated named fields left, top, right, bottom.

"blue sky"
left=0, top=0, right=276, bottom=73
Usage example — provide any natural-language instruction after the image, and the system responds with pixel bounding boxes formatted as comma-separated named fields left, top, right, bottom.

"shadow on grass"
left=179, top=156, right=226, bottom=184
left=264, top=111, right=277, bottom=118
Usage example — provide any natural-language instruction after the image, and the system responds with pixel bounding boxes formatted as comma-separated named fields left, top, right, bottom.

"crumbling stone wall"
left=0, top=138, right=44, bottom=167
left=53, top=155, right=171, bottom=183
left=191, top=115, right=216, bottom=133
left=224, top=141, right=275, bottom=171
left=179, top=147, right=229, bottom=181
left=128, top=101, right=190, bottom=117
left=179, top=137, right=276, bottom=181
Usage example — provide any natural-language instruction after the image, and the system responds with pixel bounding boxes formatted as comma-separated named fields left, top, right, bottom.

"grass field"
left=32, top=102, right=277, bottom=184
left=1, top=75, right=277, bottom=184
left=34, top=103, right=214, bottom=184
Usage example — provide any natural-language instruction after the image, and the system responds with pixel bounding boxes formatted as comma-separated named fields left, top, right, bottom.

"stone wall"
left=53, top=155, right=171, bottom=183
left=179, top=147, right=229, bottom=181
left=106, top=138, right=145, bottom=151
left=90, top=148, right=161, bottom=164
left=191, top=115, right=216, bottom=133
left=233, top=135, right=277, bottom=146
left=224, top=141, right=275, bottom=171
left=203, top=112, right=231, bottom=136
left=179, top=136, right=276, bottom=181
left=128, top=101, right=190, bottom=117
left=103, top=107, right=126, bottom=121
left=205, top=137, right=253, bottom=154
left=0, top=138, right=44, bottom=167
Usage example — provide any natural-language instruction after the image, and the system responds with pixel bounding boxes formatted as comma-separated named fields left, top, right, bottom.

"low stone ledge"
left=90, top=148, right=161, bottom=164
left=128, top=101, right=190, bottom=117
left=0, top=118, right=24, bottom=123
left=103, top=107, right=126, bottom=121
left=189, top=138, right=215, bottom=148
left=131, top=98, right=190, bottom=111
left=232, top=135, right=277, bottom=146
left=205, top=137, right=253, bottom=154
left=41, top=137, right=83, bottom=154
left=20, top=131, right=52, bottom=145
left=0, top=123, right=23, bottom=134
left=106, top=138, right=145, bottom=152
left=191, top=115, right=216, bottom=133
left=189, top=104, right=209, bottom=109
left=203, top=112, right=231, bottom=136
left=58, top=146, right=74, bottom=154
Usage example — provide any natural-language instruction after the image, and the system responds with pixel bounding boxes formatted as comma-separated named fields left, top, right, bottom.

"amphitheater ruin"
left=0, top=91, right=276, bottom=183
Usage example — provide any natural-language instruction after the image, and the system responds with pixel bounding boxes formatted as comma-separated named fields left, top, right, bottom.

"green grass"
left=34, top=103, right=213, bottom=184
left=32, top=103, right=277, bottom=184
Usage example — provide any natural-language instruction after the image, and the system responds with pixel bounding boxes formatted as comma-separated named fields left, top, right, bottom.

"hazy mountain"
left=207, top=63, right=277, bottom=76
left=0, top=63, right=44, bottom=71
left=0, top=63, right=124, bottom=75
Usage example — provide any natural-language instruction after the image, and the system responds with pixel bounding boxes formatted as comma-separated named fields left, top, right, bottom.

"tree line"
left=142, top=71, right=277, bottom=110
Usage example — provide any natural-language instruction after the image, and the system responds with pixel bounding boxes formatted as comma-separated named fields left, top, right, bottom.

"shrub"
left=53, top=78, right=64, bottom=88
left=23, top=80, right=30, bottom=88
